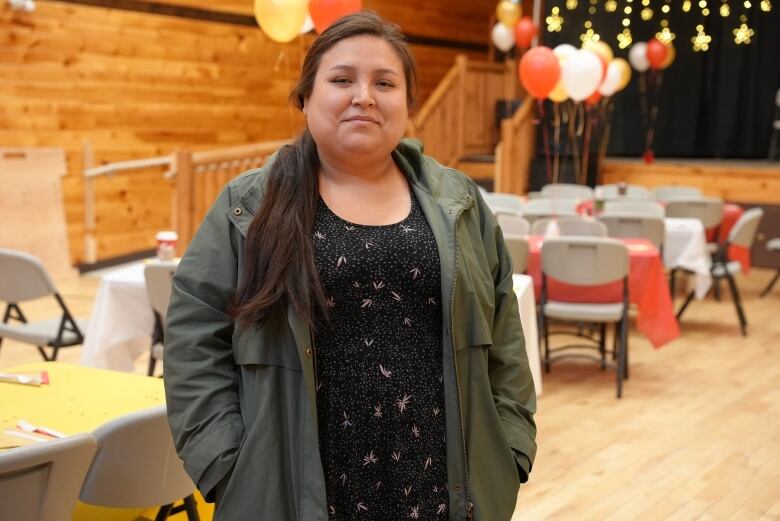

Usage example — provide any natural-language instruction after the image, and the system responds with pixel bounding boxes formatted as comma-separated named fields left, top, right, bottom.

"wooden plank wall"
left=0, top=0, right=497, bottom=265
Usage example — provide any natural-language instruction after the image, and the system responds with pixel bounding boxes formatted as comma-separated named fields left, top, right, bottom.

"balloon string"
left=568, top=102, right=581, bottom=184
left=645, top=70, right=664, bottom=153
left=537, top=100, right=553, bottom=184
left=581, top=103, right=594, bottom=186
left=639, top=71, right=649, bottom=155
left=598, top=99, right=614, bottom=183
left=553, top=102, right=561, bottom=184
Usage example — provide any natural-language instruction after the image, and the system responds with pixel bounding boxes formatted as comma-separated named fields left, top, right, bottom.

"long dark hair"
left=228, top=11, right=418, bottom=329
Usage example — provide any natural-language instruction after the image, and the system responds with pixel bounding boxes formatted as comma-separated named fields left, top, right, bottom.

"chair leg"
left=676, top=290, right=696, bottom=320
left=669, top=268, right=677, bottom=301
left=612, top=322, right=618, bottom=360
left=599, top=323, right=606, bottom=370
left=148, top=355, right=157, bottom=377
left=184, top=495, right=201, bottom=521
left=543, top=314, right=551, bottom=373
left=616, top=317, right=627, bottom=399
left=725, top=273, right=748, bottom=336
left=36, top=346, right=51, bottom=361
left=760, top=269, right=780, bottom=298
left=155, top=503, right=174, bottom=521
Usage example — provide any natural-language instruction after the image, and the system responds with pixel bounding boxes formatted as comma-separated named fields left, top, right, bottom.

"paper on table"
left=0, top=371, right=48, bottom=387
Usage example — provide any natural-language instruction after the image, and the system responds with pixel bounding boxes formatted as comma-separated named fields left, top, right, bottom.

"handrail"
left=495, top=96, right=535, bottom=194
left=83, top=155, right=173, bottom=179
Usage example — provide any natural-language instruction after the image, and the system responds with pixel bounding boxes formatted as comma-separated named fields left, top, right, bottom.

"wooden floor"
left=2, top=268, right=779, bottom=520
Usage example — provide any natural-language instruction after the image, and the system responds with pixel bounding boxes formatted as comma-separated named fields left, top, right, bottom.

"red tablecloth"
left=527, top=236, right=680, bottom=348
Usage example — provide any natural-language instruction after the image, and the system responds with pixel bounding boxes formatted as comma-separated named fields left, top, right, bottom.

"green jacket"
left=164, top=139, right=537, bottom=521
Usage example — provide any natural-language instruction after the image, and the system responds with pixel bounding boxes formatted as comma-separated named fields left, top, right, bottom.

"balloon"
left=612, top=58, right=632, bottom=92
left=254, top=0, right=309, bottom=43
left=519, top=46, right=561, bottom=99
left=599, top=60, right=623, bottom=96
left=548, top=80, right=568, bottom=103
left=647, top=38, right=669, bottom=70
left=660, top=44, right=676, bottom=69
left=583, top=40, right=614, bottom=63
left=628, top=42, right=649, bottom=72
left=309, top=0, right=362, bottom=34
left=560, top=49, right=603, bottom=102
left=300, top=13, right=314, bottom=33
left=514, top=16, right=537, bottom=49
left=586, top=91, right=602, bottom=106
left=491, top=22, right=515, bottom=52
left=496, top=1, right=521, bottom=27
left=553, top=43, right=578, bottom=61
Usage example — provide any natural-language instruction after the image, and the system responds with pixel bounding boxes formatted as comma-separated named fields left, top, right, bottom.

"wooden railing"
left=406, top=55, right=517, bottom=168
left=173, top=140, right=290, bottom=252
left=495, top=96, right=535, bottom=195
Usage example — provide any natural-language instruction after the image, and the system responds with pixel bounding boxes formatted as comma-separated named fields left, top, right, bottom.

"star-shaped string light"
left=733, top=15, right=755, bottom=43
left=692, top=24, right=712, bottom=51
left=546, top=6, right=563, bottom=32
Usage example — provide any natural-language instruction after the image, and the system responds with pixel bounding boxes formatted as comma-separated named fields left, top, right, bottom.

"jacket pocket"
left=232, top=322, right=302, bottom=371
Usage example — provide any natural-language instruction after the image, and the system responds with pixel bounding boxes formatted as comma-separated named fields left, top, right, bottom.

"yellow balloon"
left=549, top=80, right=568, bottom=103
left=496, top=1, right=521, bottom=27
left=582, top=40, right=614, bottom=64
left=612, top=58, right=632, bottom=92
left=660, top=44, right=676, bottom=69
left=254, top=0, right=309, bottom=43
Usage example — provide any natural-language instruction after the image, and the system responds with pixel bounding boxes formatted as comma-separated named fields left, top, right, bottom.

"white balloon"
left=628, top=42, right=650, bottom=72
left=599, top=61, right=623, bottom=96
left=553, top=44, right=578, bottom=61
left=561, top=49, right=603, bottom=102
left=300, top=14, right=314, bottom=34
left=491, top=23, right=515, bottom=52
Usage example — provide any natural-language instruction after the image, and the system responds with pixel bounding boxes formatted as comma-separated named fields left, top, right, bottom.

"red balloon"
left=586, top=91, right=602, bottom=107
left=519, top=47, right=560, bottom=99
left=515, top=17, right=538, bottom=50
left=310, top=0, right=363, bottom=34
left=646, top=38, right=669, bottom=70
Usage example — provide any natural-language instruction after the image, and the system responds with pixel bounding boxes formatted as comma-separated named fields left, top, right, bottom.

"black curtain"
left=541, top=0, right=780, bottom=159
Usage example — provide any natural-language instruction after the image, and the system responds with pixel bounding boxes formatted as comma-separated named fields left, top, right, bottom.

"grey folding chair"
left=599, top=214, right=665, bottom=250
left=599, top=184, right=651, bottom=200
left=504, top=234, right=530, bottom=274
left=540, top=183, right=594, bottom=200
left=0, top=248, right=87, bottom=361
left=0, top=433, right=97, bottom=521
left=144, top=262, right=177, bottom=377
left=652, top=185, right=703, bottom=202
left=522, top=198, right=579, bottom=224
left=484, top=192, right=524, bottom=216
left=761, top=238, right=780, bottom=297
left=539, top=237, right=630, bottom=398
left=497, top=214, right=530, bottom=236
left=80, top=405, right=199, bottom=521
left=530, top=216, right=607, bottom=237
left=603, top=199, right=665, bottom=218
left=676, top=208, right=764, bottom=336
left=664, top=197, right=724, bottom=231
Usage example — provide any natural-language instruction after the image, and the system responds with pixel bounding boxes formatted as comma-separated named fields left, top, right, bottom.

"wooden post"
left=456, top=55, right=468, bottom=163
left=82, top=139, right=97, bottom=264
left=173, top=150, right=193, bottom=256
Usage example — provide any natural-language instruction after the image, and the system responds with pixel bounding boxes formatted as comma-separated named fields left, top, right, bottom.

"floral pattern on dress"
left=313, top=193, right=449, bottom=520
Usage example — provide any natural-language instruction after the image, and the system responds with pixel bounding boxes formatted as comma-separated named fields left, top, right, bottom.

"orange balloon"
left=515, top=16, right=538, bottom=50
left=519, top=46, right=561, bottom=99
left=660, top=44, right=676, bottom=69
left=646, top=38, right=669, bottom=70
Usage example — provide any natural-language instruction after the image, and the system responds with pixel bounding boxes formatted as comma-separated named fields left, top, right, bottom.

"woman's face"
left=304, top=35, right=409, bottom=162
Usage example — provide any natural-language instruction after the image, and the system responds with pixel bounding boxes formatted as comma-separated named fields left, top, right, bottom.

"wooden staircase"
left=405, top=55, right=535, bottom=195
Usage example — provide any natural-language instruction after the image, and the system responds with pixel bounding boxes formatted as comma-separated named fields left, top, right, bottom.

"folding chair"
left=530, top=216, right=607, bottom=237
left=540, top=183, right=594, bottom=200
left=652, top=185, right=702, bottom=202
left=599, top=214, right=665, bottom=250
left=497, top=214, right=530, bottom=236
left=0, top=248, right=87, bottom=361
left=676, top=208, right=764, bottom=336
left=80, top=405, right=199, bottom=521
left=0, top=433, right=97, bottom=521
left=539, top=237, right=630, bottom=398
left=144, top=262, right=177, bottom=377
left=522, top=198, right=579, bottom=224
left=603, top=199, right=665, bottom=218
left=484, top=192, right=524, bottom=216
left=760, top=238, right=780, bottom=297
left=598, top=184, right=651, bottom=200
left=504, top=234, right=530, bottom=274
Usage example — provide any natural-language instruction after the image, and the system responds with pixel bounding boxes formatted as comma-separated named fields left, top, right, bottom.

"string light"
left=733, top=18, right=755, bottom=43
left=589, top=0, right=597, bottom=15
left=683, top=0, right=692, bottom=11
left=641, top=0, right=653, bottom=19
left=580, top=19, right=601, bottom=43
left=606, top=0, right=618, bottom=11
left=546, top=6, right=564, bottom=32
left=656, top=19, right=676, bottom=45
left=692, top=24, right=712, bottom=51
left=760, top=0, right=771, bottom=10
left=720, top=0, right=731, bottom=16
left=618, top=28, right=633, bottom=48
left=566, top=0, right=579, bottom=9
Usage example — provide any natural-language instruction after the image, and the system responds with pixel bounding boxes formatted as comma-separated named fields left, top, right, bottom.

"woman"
left=164, top=11, right=536, bottom=521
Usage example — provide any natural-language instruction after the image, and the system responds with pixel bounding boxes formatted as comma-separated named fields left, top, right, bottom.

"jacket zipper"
left=449, top=197, right=474, bottom=520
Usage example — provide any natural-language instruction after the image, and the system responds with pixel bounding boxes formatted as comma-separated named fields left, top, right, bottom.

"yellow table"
left=0, top=362, right=213, bottom=521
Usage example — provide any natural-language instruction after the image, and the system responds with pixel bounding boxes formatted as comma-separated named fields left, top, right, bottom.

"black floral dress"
left=312, top=192, right=449, bottom=520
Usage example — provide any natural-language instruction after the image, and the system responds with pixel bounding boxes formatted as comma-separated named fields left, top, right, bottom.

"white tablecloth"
left=663, top=217, right=712, bottom=299
left=80, top=263, right=152, bottom=372
left=513, top=274, right=542, bottom=396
